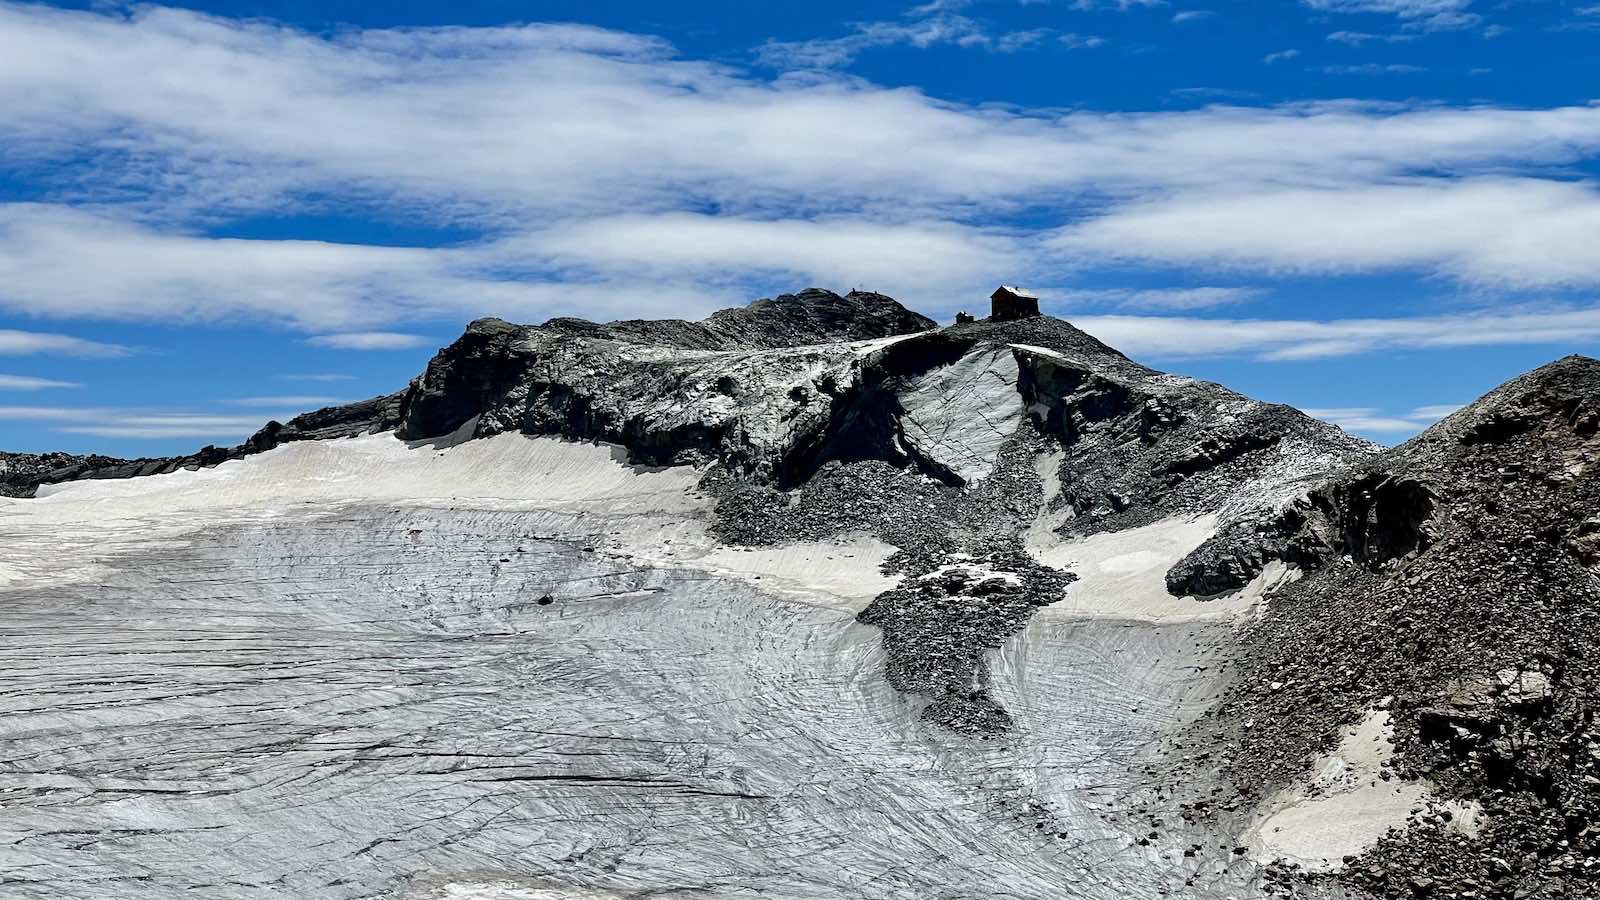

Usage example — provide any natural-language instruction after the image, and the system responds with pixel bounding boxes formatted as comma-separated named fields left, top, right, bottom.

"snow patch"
left=1028, top=515, right=1237, bottom=623
left=1245, top=709, right=1481, bottom=873
left=627, top=534, right=901, bottom=613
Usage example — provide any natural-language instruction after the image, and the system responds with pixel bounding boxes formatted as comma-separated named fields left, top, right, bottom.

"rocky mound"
left=0, top=450, right=132, bottom=497
left=1185, top=355, right=1600, bottom=898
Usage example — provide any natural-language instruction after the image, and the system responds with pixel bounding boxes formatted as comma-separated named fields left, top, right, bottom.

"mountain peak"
left=537, top=287, right=935, bottom=351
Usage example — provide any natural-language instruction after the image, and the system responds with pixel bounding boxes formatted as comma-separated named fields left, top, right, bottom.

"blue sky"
left=2, top=0, right=1600, bottom=454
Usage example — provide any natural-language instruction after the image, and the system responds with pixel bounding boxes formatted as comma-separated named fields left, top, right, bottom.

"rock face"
left=0, top=289, right=1594, bottom=900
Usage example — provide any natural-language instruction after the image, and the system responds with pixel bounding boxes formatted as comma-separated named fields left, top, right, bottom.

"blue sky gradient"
left=2, top=0, right=1600, bottom=453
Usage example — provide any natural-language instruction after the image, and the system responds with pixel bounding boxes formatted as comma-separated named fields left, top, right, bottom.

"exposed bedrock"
left=1008, top=340, right=1375, bottom=540
left=1166, top=471, right=1439, bottom=597
left=1169, top=359, right=1599, bottom=598
left=393, top=291, right=948, bottom=483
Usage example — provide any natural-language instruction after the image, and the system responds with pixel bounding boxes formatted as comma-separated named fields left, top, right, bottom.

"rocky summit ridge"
left=2, top=287, right=1596, bottom=899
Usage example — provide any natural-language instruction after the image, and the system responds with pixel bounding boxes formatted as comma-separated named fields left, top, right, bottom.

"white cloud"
left=0, top=327, right=128, bottom=357
left=0, top=406, right=284, bottom=440
left=1053, top=178, right=1600, bottom=289
left=1317, top=63, right=1427, bottom=73
left=1264, top=48, right=1302, bottom=63
left=306, top=333, right=434, bottom=351
left=1070, top=0, right=1165, bottom=9
left=1304, top=0, right=1467, bottom=15
left=1326, top=30, right=1415, bottom=44
left=1172, top=11, right=1214, bottom=23
left=1410, top=403, right=1464, bottom=419
left=1302, top=0, right=1480, bottom=31
left=1060, top=32, right=1108, bottom=48
left=1069, top=304, right=1600, bottom=361
left=0, top=374, right=79, bottom=390
left=1047, top=286, right=1262, bottom=311
left=7, top=2, right=1598, bottom=230
left=229, top=395, right=341, bottom=407
left=519, top=213, right=1024, bottom=299
left=1302, top=403, right=1461, bottom=435
left=755, top=5, right=1050, bottom=69
left=0, top=205, right=1025, bottom=330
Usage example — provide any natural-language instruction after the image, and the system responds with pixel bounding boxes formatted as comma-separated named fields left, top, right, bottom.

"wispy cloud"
left=1326, top=29, right=1416, bottom=44
left=0, top=328, right=128, bottom=357
left=1264, top=48, right=1302, bottom=63
left=1303, top=403, right=1462, bottom=434
left=1060, top=32, right=1107, bottom=48
left=280, top=373, right=356, bottom=382
left=1070, top=304, right=1600, bottom=361
left=0, top=406, right=285, bottom=440
left=1051, top=179, right=1600, bottom=290
left=228, top=395, right=341, bottom=408
left=1302, top=0, right=1481, bottom=32
left=756, top=3, right=1051, bottom=69
left=1172, top=11, right=1214, bottom=23
left=1070, top=0, right=1164, bottom=9
left=0, top=374, right=80, bottom=390
left=1049, top=286, right=1263, bottom=311
left=306, top=332, right=433, bottom=351
left=1316, top=63, right=1427, bottom=73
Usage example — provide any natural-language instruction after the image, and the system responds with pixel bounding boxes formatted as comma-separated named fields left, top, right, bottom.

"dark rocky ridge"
left=540, top=287, right=936, bottom=350
left=0, top=450, right=133, bottom=498
left=2, top=289, right=931, bottom=498
left=397, top=303, right=1368, bottom=502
